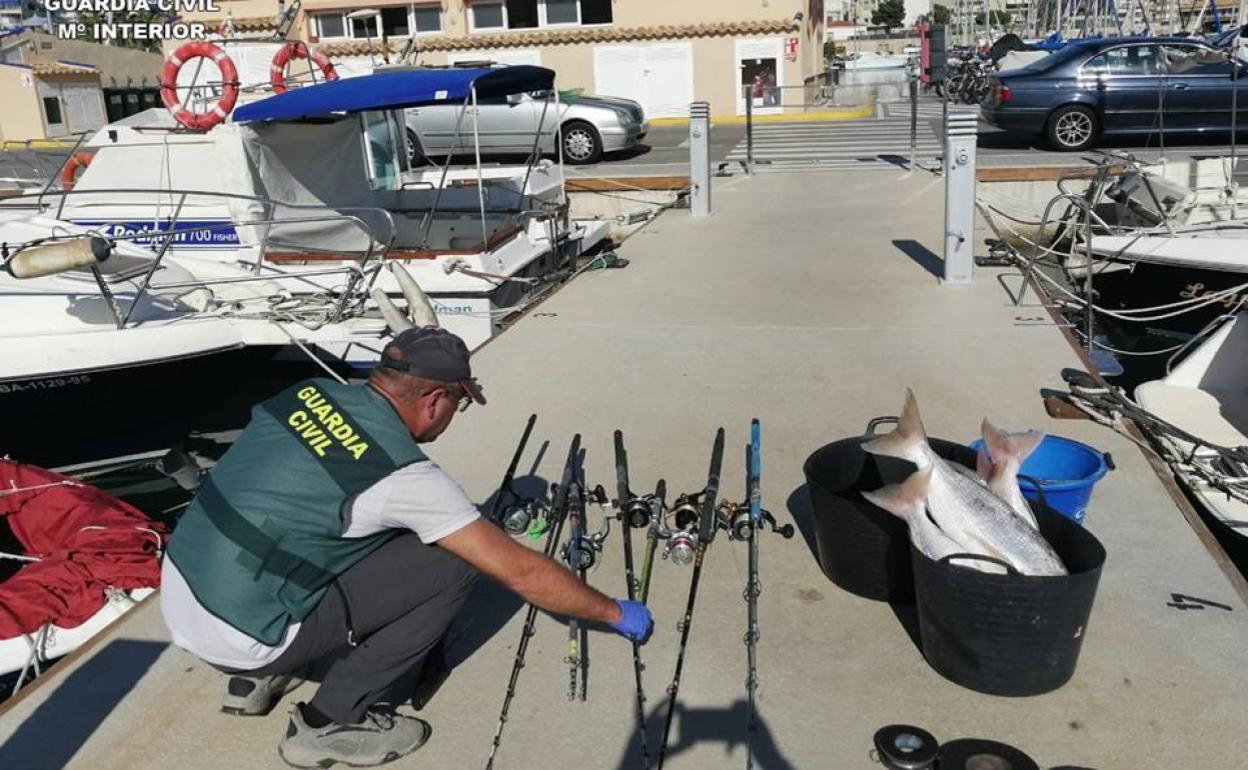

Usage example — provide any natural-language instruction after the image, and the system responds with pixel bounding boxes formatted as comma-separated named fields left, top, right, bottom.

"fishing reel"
left=661, top=492, right=704, bottom=566
left=564, top=484, right=612, bottom=571
left=619, top=496, right=652, bottom=529
left=720, top=501, right=796, bottom=542
left=499, top=500, right=544, bottom=537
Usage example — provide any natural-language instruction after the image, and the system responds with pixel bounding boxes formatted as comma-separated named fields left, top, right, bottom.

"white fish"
left=978, top=419, right=1045, bottom=530
left=864, top=390, right=1067, bottom=577
left=863, top=466, right=1004, bottom=574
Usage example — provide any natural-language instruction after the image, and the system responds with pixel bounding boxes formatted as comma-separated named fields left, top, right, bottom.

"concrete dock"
left=2, top=169, right=1246, bottom=769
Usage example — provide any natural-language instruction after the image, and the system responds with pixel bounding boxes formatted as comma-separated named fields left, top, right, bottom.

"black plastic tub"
left=912, top=504, right=1107, bottom=696
left=803, top=419, right=977, bottom=602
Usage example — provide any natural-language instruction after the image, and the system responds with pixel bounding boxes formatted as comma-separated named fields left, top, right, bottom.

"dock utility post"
left=942, top=109, right=978, bottom=284
left=690, top=101, right=712, bottom=217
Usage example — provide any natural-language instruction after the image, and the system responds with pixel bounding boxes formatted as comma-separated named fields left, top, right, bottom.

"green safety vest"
left=167, top=379, right=427, bottom=645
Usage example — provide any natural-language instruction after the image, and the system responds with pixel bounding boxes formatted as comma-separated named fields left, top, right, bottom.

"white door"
left=736, top=39, right=784, bottom=116
left=36, top=81, right=65, bottom=136
left=643, top=44, right=694, bottom=119
left=593, top=43, right=693, bottom=119
left=61, top=83, right=107, bottom=134
left=592, top=46, right=646, bottom=108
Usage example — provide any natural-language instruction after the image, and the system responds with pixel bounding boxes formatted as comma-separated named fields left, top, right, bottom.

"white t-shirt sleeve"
left=342, top=460, right=481, bottom=543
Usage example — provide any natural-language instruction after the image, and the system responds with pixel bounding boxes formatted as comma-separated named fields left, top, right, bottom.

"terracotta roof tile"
left=32, top=62, right=98, bottom=76
left=223, top=15, right=280, bottom=32
left=319, top=18, right=798, bottom=57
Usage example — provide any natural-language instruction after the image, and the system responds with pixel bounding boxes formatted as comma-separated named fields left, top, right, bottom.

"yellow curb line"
left=650, top=105, right=875, bottom=126
left=2, top=140, right=72, bottom=149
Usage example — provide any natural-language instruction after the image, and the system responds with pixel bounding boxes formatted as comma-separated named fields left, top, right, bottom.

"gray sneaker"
left=279, top=704, right=431, bottom=769
left=221, top=673, right=296, bottom=716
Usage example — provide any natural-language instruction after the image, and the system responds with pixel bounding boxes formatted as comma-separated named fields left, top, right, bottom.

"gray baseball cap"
left=378, top=327, right=486, bottom=405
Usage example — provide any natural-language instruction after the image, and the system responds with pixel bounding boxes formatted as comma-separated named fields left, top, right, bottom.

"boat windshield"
left=362, top=110, right=401, bottom=190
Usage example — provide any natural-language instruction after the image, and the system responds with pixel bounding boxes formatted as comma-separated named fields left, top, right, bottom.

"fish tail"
left=864, top=389, right=928, bottom=460
left=980, top=418, right=1045, bottom=467
left=861, top=466, right=933, bottom=520
left=975, top=449, right=995, bottom=482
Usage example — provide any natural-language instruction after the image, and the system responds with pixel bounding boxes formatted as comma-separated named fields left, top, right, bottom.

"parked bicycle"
left=944, top=50, right=995, bottom=105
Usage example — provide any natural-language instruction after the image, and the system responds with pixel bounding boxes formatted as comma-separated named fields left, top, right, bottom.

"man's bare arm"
left=438, top=519, right=622, bottom=625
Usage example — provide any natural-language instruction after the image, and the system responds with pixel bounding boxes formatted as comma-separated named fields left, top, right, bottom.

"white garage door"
left=592, top=43, right=692, bottom=119
left=61, top=83, right=107, bottom=134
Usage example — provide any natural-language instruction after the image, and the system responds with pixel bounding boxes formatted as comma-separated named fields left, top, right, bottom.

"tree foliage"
left=932, top=4, right=951, bottom=24
left=975, top=9, right=1012, bottom=26
left=872, top=0, right=906, bottom=31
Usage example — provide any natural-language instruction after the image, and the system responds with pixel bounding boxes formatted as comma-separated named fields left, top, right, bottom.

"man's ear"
left=424, top=387, right=445, bottom=419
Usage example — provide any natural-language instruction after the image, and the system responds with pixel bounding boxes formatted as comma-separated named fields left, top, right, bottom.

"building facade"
left=190, top=0, right=828, bottom=118
left=0, top=30, right=163, bottom=140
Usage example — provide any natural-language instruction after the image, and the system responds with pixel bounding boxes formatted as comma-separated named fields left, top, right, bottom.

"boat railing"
left=3, top=186, right=399, bottom=330
left=5, top=185, right=397, bottom=272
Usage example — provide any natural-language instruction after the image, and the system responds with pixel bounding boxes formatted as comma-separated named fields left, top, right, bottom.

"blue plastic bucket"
left=968, top=436, right=1110, bottom=524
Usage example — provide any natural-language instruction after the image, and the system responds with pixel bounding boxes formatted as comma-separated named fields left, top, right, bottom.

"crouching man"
left=160, top=327, right=652, bottom=768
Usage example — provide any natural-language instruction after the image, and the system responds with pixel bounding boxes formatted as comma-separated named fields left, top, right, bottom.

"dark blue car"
left=981, top=36, right=1248, bottom=150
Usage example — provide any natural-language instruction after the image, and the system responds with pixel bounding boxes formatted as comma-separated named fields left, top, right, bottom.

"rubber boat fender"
left=59, top=151, right=94, bottom=190
left=937, top=738, right=1039, bottom=770
left=160, top=41, right=240, bottom=131
left=270, top=42, right=339, bottom=95
left=389, top=263, right=439, bottom=328
left=372, top=288, right=415, bottom=334
left=872, top=724, right=939, bottom=770
left=7, top=236, right=111, bottom=279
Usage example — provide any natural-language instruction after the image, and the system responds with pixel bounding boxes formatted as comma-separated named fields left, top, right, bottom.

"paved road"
left=575, top=97, right=1248, bottom=177
left=724, top=112, right=943, bottom=172
left=571, top=123, right=744, bottom=177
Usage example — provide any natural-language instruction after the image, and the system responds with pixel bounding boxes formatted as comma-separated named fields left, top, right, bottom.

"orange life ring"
left=159, top=41, right=240, bottom=131
left=59, top=151, right=93, bottom=190
left=270, top=42, right=339, bottom=95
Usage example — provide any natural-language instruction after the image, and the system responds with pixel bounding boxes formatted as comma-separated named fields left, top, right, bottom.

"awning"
left=232, top=66, right=556, bottom=124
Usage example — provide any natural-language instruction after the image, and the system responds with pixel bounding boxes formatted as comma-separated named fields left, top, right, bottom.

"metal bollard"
left=908, top=70, right=918, bottom=170
left=689, top=101, right=712, bottom=217
left=942, top=109, right=978, bottom=284
left=743, top=88, right=754, bottom=175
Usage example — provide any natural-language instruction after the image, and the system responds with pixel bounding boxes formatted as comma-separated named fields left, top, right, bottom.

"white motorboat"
left=840, top=51, right=910, bottom=71
left=19, top=66, right=608, bottom=357
left=1135, top=312, right=1248, bottom=570
left=0, top=211, right=393, bottom=468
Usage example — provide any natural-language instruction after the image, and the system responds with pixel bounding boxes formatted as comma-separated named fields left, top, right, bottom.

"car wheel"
left=405, top=129, right=427, bottom=166
left=1046, top=105, right=1098, bottom=151
left=560, top=121, right=602, bottom=165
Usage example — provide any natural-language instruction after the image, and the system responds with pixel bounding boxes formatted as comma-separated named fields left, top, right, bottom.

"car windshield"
left=1018, top=43, right=1096, bottom=73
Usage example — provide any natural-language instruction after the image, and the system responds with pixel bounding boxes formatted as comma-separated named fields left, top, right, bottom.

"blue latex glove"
left=610, top=599, right=653, bottom=644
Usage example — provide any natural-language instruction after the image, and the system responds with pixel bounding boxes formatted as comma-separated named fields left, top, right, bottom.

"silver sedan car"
left=404, top=91, right=647, bottom=165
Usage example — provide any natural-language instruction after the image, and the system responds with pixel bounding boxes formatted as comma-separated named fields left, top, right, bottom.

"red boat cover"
left=0, top=460, right=167, bottom=638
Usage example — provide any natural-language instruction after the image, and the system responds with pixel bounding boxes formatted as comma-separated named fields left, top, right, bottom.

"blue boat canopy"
left=233, top=66, right=556, bottom=124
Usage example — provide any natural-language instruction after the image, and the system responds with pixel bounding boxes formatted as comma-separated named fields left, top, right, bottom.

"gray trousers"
left=247, top=533, right=477, bottom=724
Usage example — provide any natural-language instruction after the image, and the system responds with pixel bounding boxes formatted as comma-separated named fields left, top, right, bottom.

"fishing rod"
left=484, top=433, right=581, bottom=770
left=637, top=478, right=666, bottom=605
left=614, top=430, right=654, bottom=768
left=487, top=414, right=538, bottom=534
left=656, top=427, right=725, bottom=770
left=714, top=421, right=793, bottom=769
left=562, top=465, right=612, bottom=702
left=744, top=420, right=763, bottom=770
left=563, top=475, right=588, bottom=701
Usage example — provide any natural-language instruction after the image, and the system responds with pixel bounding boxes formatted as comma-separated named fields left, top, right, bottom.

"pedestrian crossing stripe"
left=726, top=108, right=951, bottom=170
